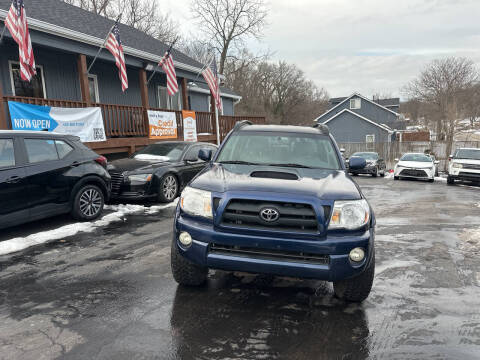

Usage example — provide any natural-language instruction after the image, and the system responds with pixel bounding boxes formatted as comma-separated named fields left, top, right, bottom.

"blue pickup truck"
left=170, top=122, right=374, bottom=302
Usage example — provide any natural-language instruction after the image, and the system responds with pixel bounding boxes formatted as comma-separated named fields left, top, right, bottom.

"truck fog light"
left=179, top=232, right=192, bottom=246
left=349, top=248, right=365, bottom=262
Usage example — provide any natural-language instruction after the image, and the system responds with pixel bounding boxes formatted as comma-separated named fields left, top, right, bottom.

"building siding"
left=1, top=42, right=80, bottom=101
left=326, top=111, right=390, bottom=143
left=318, top=95, right=398, bottom=129
left=222, top=98, right=234, bottom=116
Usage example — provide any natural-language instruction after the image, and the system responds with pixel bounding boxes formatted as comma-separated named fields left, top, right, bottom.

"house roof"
left=0, top=0, right=204, bottom=72
left=323, top=109, right=393, bottom=133
left=316, top=93, right=400, bottom=122
left=374, top=98, right=400, bottom=108
left=188, top=82, right=242, bottom=100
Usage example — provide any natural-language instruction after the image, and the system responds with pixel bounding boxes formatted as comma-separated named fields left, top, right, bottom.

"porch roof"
left=0, top=0, right=203, bottom=73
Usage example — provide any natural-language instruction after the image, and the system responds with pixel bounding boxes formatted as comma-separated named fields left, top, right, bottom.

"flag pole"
left=215, top=103, right=220, bottom=145
left=146, top=38, right=178, bottom=85
left=87, top=15, right=121, bottom=74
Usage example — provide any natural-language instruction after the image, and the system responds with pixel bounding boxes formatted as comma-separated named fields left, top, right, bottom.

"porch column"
left=0, top=78, right=7, bottom=129
left=77, top=54, right=91, bottom=105
left=139, top=68, right=149, bottom=148
left=181, top=78, right=189, bottom=110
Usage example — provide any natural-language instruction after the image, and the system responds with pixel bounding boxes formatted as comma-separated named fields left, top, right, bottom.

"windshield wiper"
left=265, top=163, right=313, bottom=169
left=218, top=160, right=261, bottom=165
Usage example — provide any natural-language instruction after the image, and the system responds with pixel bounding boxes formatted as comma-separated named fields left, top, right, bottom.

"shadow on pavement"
left=170, top=272, right=370, bottom=360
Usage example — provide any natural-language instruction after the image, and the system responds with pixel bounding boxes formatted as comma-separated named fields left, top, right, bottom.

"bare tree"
left=405, top=57, right=478, bottom=159
left=190, top=0, right=268, bottom=74
left=62, top=0, right=180, bottom=43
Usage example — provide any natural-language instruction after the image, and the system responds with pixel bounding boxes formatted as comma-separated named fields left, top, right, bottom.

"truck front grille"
left=209, top=244, right=330, bottom=265
left=462, top=163, right=480, bottom=170
left=221, top=199, right=320, bottom=234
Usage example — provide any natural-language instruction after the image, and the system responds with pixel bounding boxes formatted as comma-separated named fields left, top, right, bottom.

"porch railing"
left=0, top=96, right=266, bottom=152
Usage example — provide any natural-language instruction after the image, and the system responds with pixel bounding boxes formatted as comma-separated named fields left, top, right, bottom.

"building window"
left=366, top=134, right=375, bottom=149
left=350, top=98, right=361, bottom=110
left=157, top=85, right=182, bottom=110
left=9, top=61, right=46, bottom=98
left=88, top=74, right=100, bottom=103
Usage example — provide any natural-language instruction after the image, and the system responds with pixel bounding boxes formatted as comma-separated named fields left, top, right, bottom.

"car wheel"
left=72, top=184, right=104, bottom=221
left=394, top=176, right=399, bottom=180
left=158, top=174, right=178, bottom=203
left=429, top=178, right=434, bottom=183
left=372, top=167, right=378, bottom=177
left=447, top=175, right=455, bottom=185
left=171, top=236, right=207, bottom=286
left=380, top=169, right=385, bottom=177
left=333, top=249, right=375, bottom=303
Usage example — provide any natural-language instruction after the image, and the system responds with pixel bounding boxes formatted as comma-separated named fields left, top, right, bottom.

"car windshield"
left=400, top=153, right=432, bottom=162
left=352, top=152, right=378, bottom=160
left=216, top=131, right=341, bottom=169
left=133, top=143, right=187, bottom=161
left=455, top=149, right=480, bottom=160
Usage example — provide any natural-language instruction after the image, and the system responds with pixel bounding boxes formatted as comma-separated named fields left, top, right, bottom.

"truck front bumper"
left=174, top=214, right=375, bottom=282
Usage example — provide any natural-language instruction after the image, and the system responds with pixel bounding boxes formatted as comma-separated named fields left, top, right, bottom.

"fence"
left=0, top=95, right=266, bottom=154
left=339, top=141, right=480, bottom=170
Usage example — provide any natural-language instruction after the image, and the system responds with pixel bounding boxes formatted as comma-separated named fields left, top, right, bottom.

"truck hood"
left=190, top=163, right=362, bottom=200
left=451, top=159, right=480, bottom=165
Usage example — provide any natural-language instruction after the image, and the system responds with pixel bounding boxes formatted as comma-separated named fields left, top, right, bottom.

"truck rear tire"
left=447, top=176, right=455, bottom=185
left=333, top=250, right=375, bottom=303
left=171, top=236, right=207, bottom=286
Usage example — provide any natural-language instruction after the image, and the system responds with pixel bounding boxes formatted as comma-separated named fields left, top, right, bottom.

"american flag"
left=202, top=57, right=222, bottom=111
left=159, top=50, right=178, bottom=96
left=105, top=23, right=128, bottom=92
left=5, top=0, right=36, bottom=81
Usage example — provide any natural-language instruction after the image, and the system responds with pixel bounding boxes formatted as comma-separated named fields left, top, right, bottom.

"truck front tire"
left=171, top=237, right=207, bottom=286
left=333, top=250, right=375, bottom=303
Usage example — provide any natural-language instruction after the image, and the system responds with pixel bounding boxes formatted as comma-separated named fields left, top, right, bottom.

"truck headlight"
left=329, top=199, right=370, bottom=230
left=452, top=163, right=463, bottom=169
left=180, top=187, right=213, bottom=219
left=128, top=173, right=152, bottom=184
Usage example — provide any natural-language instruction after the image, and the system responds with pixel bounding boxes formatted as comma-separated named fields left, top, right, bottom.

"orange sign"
left=147, top=110, right=178, bottom=139
left=182, top=110, right=197, bottom=142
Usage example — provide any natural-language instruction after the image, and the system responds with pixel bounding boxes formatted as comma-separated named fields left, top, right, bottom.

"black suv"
left=171, top=122, right=375, bottom=302
left=0, top=131, right=111, bottom=229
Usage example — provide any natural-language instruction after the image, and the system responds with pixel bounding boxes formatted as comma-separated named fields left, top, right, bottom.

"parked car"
left=0, top=131, right=111, bottom=230
left=348, top=152, right=386, bottom=177
left=394, top=153, right=437, bottom=182
left=108, top=141, right=218, bottom=202
left=170, top=122, right=376, bottom=303
left=447, top=148, right=480, bottom=185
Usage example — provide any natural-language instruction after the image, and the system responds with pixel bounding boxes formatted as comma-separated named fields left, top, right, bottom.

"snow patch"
left=375, top=260, right=420, bottom=275
left=434, top=176, right=447, bottom=182
left=0, top=201, right=177, bottom=256
left=133, top=154, right=170, bottom=161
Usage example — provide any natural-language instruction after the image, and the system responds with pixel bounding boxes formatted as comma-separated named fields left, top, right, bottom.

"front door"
left=0, top=137, right=29, bottom=228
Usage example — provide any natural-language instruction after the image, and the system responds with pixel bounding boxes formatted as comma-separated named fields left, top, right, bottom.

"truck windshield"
left=217, top=131, right=341, bottom=169
left=455, top=149, right=480, bottom=160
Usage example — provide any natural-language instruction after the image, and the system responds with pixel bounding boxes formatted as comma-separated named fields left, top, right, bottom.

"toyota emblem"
left=260, top=207, right=280, bottom=222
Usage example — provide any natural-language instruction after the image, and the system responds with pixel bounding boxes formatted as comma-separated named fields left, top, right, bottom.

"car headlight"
left=329, top=199, right=370, bottom=230
left=452, top=163, right=463, bottom=169
left=128, top=173, right=152, bottom=184
left=180, top=187, right=213, bottom=219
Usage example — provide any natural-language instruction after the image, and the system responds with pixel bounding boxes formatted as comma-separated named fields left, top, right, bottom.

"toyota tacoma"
left=170, top=122, right=375, bottom=302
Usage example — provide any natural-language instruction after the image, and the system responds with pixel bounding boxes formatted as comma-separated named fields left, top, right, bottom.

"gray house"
left=315, top=93, right=402, bottom=144
left=0, top=0, right=240, bottom=115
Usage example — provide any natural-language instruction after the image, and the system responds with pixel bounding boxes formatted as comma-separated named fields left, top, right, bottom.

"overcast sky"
left=163, top=0, right=480, bottom=99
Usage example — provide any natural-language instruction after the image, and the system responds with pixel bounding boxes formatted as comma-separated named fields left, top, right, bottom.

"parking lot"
left=0, top=176, right=479, bottom=360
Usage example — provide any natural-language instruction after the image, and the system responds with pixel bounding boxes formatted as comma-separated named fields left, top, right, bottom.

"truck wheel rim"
left=163, top=176, right=177, bottom=200
left=79, top=189, right=102, bottom=217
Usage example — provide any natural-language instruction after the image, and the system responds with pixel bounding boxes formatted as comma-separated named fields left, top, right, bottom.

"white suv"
left=447, top=148, right=480, bottom=185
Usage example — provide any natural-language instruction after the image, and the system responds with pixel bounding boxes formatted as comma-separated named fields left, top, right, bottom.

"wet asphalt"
left=0, top=177, right=480, bottom=360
